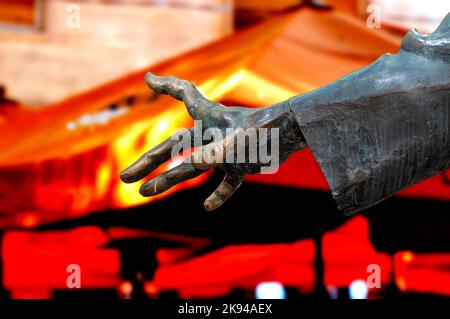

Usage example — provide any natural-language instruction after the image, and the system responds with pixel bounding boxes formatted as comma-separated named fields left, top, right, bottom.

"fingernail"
left=139, top=183, right=154, bottom=196
left=204, top=198, right=220, bottom=212
left=144, top=72, right=155, bottom=85
left=120, top=171, right=132, bottom=183
left=139, top=177, right=165, bottom=197
left=204, top=201, right=214, bottom=211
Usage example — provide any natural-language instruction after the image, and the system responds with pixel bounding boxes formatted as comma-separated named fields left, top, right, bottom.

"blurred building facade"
left=1, top=0, right=449, bottom=106
left=0, top=0, right=233, bottom=106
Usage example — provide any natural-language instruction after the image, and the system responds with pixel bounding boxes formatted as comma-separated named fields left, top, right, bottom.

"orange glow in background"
left=0, top=1, right=448, bottom=299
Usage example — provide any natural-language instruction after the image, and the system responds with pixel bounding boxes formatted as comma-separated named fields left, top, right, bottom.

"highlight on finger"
left=120, top=128, right=194, bottom=184
left=204, top=173, right=243, bottom=211
left=139, top=162, right=204, bottom=197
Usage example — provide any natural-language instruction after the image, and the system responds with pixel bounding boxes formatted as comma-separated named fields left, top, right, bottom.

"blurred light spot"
left=255, top=282, right=286, bottom=299
left=349, top=280, right=368, bottom=299
left=66, top=108, right=128, bottom=131
left=402, top=251, right=414, bottom=263
left=156, top=119, right=169, bottom=133
left=167, top=157, right=184, bottom=170
left=119, top=281, right=133, bottom=299
left=17, top=211, right=39, bottom=228
left=396, top=277, right=407, bottom=291
left=326, top=285, right=339, bottom=299
left=96, top=162, right=112, bottom=199
left=144, top=282, right=159, bottom=297
left=200, top=69, right=246, bottom=101
left=66, top=121, right=76, bottom=131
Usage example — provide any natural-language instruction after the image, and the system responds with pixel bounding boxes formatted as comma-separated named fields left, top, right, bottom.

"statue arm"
left=121, top=14, right=450, bottom=214
left=289, top=14, right=450, bottom=215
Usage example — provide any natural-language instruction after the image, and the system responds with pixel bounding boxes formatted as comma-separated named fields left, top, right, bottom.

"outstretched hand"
left=120, top=73, right=306, bottom=211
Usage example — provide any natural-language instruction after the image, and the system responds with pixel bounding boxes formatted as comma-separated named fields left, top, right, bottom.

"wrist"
left=263, top=100, right=307, bottom=155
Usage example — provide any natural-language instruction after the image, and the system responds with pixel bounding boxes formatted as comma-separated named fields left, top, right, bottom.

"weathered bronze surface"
left=120, top=75, right=307, bottom=211
left=291, top=14, right=450, bottom=215
left=121, top=14, right=450, bottom=215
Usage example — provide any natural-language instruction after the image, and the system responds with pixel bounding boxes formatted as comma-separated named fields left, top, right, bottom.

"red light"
left=396, top=277, right=407, bottom=291
left=402, top=251, right=414, bottom=263
left=119, top=281, right=133, bottom=298
left=144, top=282, right=159, bottom=296
left=17, top=212, right=39, bottom=228
left=394, top=251, right=450, bottom=296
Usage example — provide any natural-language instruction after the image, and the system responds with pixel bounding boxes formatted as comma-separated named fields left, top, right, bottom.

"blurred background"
left=0, top=0, right=449, bottom=300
